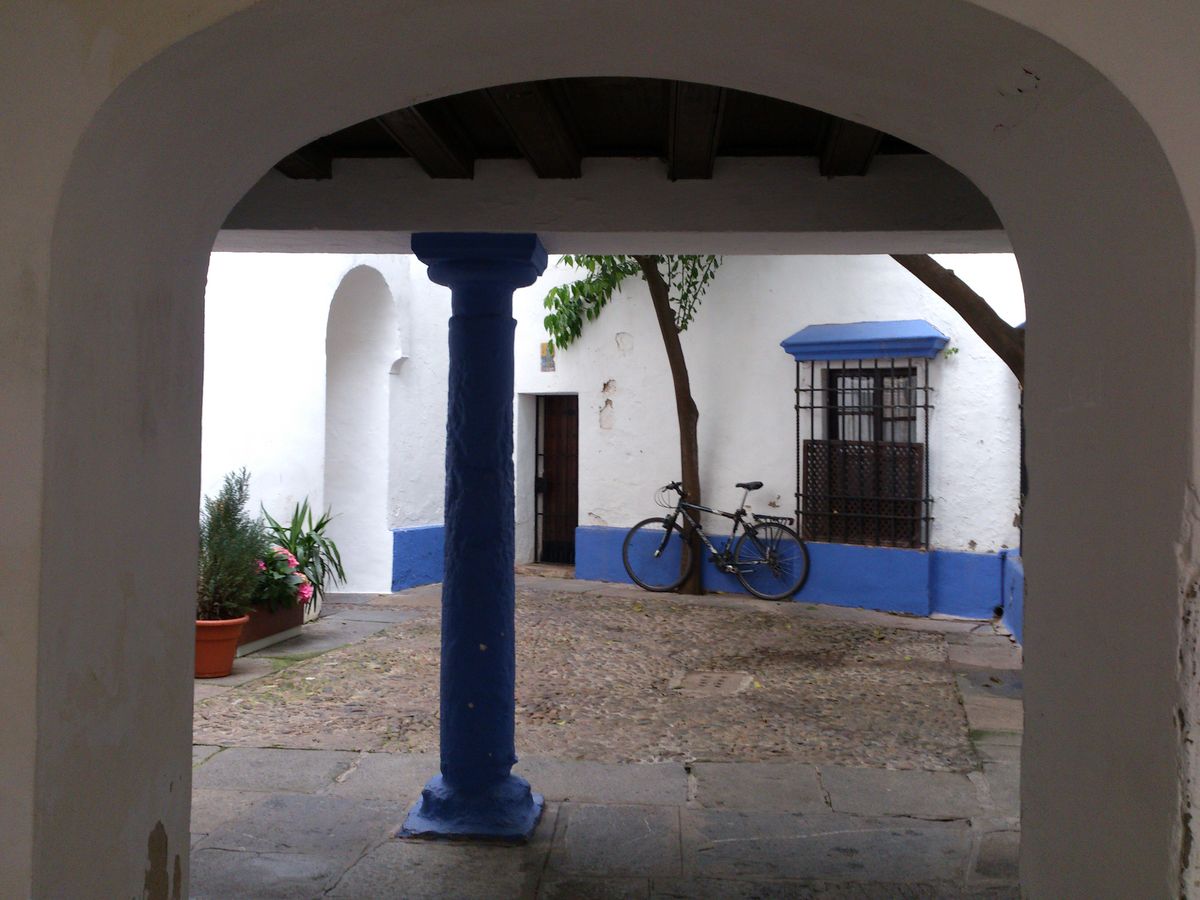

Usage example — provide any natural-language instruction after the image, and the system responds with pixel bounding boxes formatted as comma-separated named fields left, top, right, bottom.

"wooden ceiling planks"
left=273, top=77, right=920, bottom=181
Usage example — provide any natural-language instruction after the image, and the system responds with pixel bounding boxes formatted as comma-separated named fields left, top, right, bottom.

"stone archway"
left=10, top=2, right=1194, bottom=896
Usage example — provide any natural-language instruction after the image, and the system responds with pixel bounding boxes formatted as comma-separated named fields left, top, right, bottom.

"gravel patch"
left=194, top=583, right=972, bottom=770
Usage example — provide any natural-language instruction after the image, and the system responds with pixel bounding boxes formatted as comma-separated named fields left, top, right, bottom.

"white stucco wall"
left=202, top=252, right=450, bottom=592
left=205, top=252, right=1022, bottom=574
left=202, top=253, right=332, bottom=514
left=513, top=254, right=1023, bottom=559
left=387, top=261, right=450, bottom=531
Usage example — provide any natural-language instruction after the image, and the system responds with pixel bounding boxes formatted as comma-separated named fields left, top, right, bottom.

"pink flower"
left=297, top=582, right=314, bottom=604
left=255, top=559, right=266, bottom=571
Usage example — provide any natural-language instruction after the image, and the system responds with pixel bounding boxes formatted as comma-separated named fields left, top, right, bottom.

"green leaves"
left=542, top=254, right=641, bottom=352
left=660, top=254, right=721, bottom=332
left=262, top=498, right=347, bottom=605
left=542, top=254, right=722, bottom=350
left=197, top=469, right=267, bottom=620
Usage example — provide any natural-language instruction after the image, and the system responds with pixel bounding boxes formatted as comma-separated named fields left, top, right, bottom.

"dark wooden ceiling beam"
left=818, top=116, right=883, bottom=176
left=274, top=144, right=333, bottom=180
left=485, top=82, right=581, bottom=178
left=374, top=104, right=475, bottom=179
left=668, top=82, right=725, bottom=180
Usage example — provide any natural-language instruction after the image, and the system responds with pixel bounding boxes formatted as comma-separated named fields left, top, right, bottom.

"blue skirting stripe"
left=805, top=542, right=932, bottom=615
left=930, top=550, right=1003, bottom=618
left=575, top=525, right=1007, bottom=619
left=392, top=524, right=445, bottom=591
left=1000, top=553, right=1024, bottom=644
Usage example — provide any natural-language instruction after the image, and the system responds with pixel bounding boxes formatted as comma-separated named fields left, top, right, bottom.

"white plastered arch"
left=23, top=2, right=1195, bottom=896
left=323, top=264, right=400, bottom=594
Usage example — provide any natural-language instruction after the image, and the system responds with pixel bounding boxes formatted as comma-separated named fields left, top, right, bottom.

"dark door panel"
left=536, top=395, right=578, bottom=563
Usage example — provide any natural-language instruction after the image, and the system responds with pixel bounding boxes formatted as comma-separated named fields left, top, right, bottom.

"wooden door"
left=536, top=395, right=579, bottom=563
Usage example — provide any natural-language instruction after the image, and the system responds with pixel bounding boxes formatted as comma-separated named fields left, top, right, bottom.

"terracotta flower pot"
left=194, top=615, right=250, bottom=678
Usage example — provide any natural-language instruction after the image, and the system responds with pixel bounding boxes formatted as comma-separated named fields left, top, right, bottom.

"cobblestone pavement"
left=195, top=576, right=982, bottom=770
left=191, top=574, right=1023, bottom=898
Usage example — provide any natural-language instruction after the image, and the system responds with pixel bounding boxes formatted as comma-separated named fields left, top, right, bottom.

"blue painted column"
left=402, top=233, right=547, bottom=841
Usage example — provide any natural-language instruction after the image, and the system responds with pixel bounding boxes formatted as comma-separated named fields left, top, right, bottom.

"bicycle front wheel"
left=622, top=517, right=695, bottom=592
left=733, top=522, right=809, bottom=600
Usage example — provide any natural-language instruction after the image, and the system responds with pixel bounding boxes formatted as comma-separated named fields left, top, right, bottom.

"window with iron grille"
left=796, top=359, right=933, bottom=549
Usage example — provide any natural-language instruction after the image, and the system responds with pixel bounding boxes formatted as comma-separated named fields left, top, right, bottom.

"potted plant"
left=263, top=498, right=347, bottom=618
left=237, top=542, right=309, bottom=651
left=195, top=470, right=266, bottom=677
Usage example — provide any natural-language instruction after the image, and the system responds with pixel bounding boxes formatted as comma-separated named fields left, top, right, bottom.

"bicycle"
left=621, top=480, right=810, bottom=600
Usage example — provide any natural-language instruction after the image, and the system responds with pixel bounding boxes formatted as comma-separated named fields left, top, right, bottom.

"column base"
left=399, top=774, right=544, bottom=842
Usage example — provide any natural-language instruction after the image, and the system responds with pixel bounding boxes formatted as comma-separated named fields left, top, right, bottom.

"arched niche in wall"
left=324, top=265, right=400, bottom=592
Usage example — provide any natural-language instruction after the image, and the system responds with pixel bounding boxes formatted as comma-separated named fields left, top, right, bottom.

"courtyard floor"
left=190, top=572, right=1023, bottom=898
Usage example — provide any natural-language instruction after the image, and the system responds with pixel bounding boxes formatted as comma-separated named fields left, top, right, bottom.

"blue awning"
left=780, top=319, right=949, bottom=361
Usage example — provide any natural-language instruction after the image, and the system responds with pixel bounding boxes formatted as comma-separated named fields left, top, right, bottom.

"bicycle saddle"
left=736, top=481, right=763, bottom=490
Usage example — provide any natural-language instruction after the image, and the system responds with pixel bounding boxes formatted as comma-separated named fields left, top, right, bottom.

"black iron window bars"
left=795, top=358, right=934, bottom=549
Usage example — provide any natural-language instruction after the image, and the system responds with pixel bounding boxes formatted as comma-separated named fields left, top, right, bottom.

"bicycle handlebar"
left=663, top=480, right=685, bottom=495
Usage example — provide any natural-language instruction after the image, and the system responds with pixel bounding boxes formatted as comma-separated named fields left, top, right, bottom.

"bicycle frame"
left=662, top=488, right=756, bottom=562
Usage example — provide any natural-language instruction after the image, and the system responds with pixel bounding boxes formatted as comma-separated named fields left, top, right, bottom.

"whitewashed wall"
left=512, top=254, right=1024, bottom=558
left=202, top=252, right=448, bottom=592
left=202, top=253, right=335, bottom=514
left=203, top=252, right=1023, bottom=584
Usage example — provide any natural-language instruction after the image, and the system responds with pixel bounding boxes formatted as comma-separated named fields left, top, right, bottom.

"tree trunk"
left=891, top=252, right=1027, bottom=522
left=890, top=254, right=1025, bottom=387
left=635, top=255, right=704, bottom=595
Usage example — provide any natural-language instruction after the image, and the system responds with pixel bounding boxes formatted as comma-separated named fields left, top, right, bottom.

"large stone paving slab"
left=320, top=750, right=437, bottom=802
left=192, top=744, right=221, bottom=766
left=191, top=746, right=358, bottom=793
left=690, top=762, right=826, bottom=813
left=190, top=787, right=267, bottom=835
left=549, top=803, right=683, bottom=878
left=649, top=877, right=1016, bottom=899
left=979, top=762, right=1020, bottom=816
left=947, top=643, right=1022, bottom=671
left=820, top=766, right=982, bottom=820
left=327, top=804, right=558, bottom=899
left=540, top=875, right=651, bottom=898
left=194, top=580, right=974, bottom=769
left=190, top=848, right=344, bottom=899
left=195, top=792, right=398, bottom=857
left=960, top=692, right=1024, bottom=734
left=258, top=614, right=390, bottom=656
left=516, top=757, right=688, bottom=805
left=972, top=829, right=1020, bottom=884
left=681, top=809, right=972, bottom=883
left=319, top=606, right=421, bottom=624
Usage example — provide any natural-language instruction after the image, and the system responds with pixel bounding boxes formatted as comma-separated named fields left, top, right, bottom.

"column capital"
left=412, top=232, right=547, bottom=290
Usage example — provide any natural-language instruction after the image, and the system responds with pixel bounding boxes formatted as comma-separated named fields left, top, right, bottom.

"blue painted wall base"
left=400, top=774, right=544, bottom=842
left=392, top=525, right=445, bottom=591
left=575, top=525, right=1014, bottom=622
left=1000, top=553, right=1024, bottom=644
left=394, top=524, right=1025, bottom=644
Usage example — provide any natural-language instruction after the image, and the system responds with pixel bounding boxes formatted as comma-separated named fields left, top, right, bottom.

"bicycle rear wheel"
left=733, top=522, right=809, bottom=600
left=622, top=517, right=694, bottom=592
